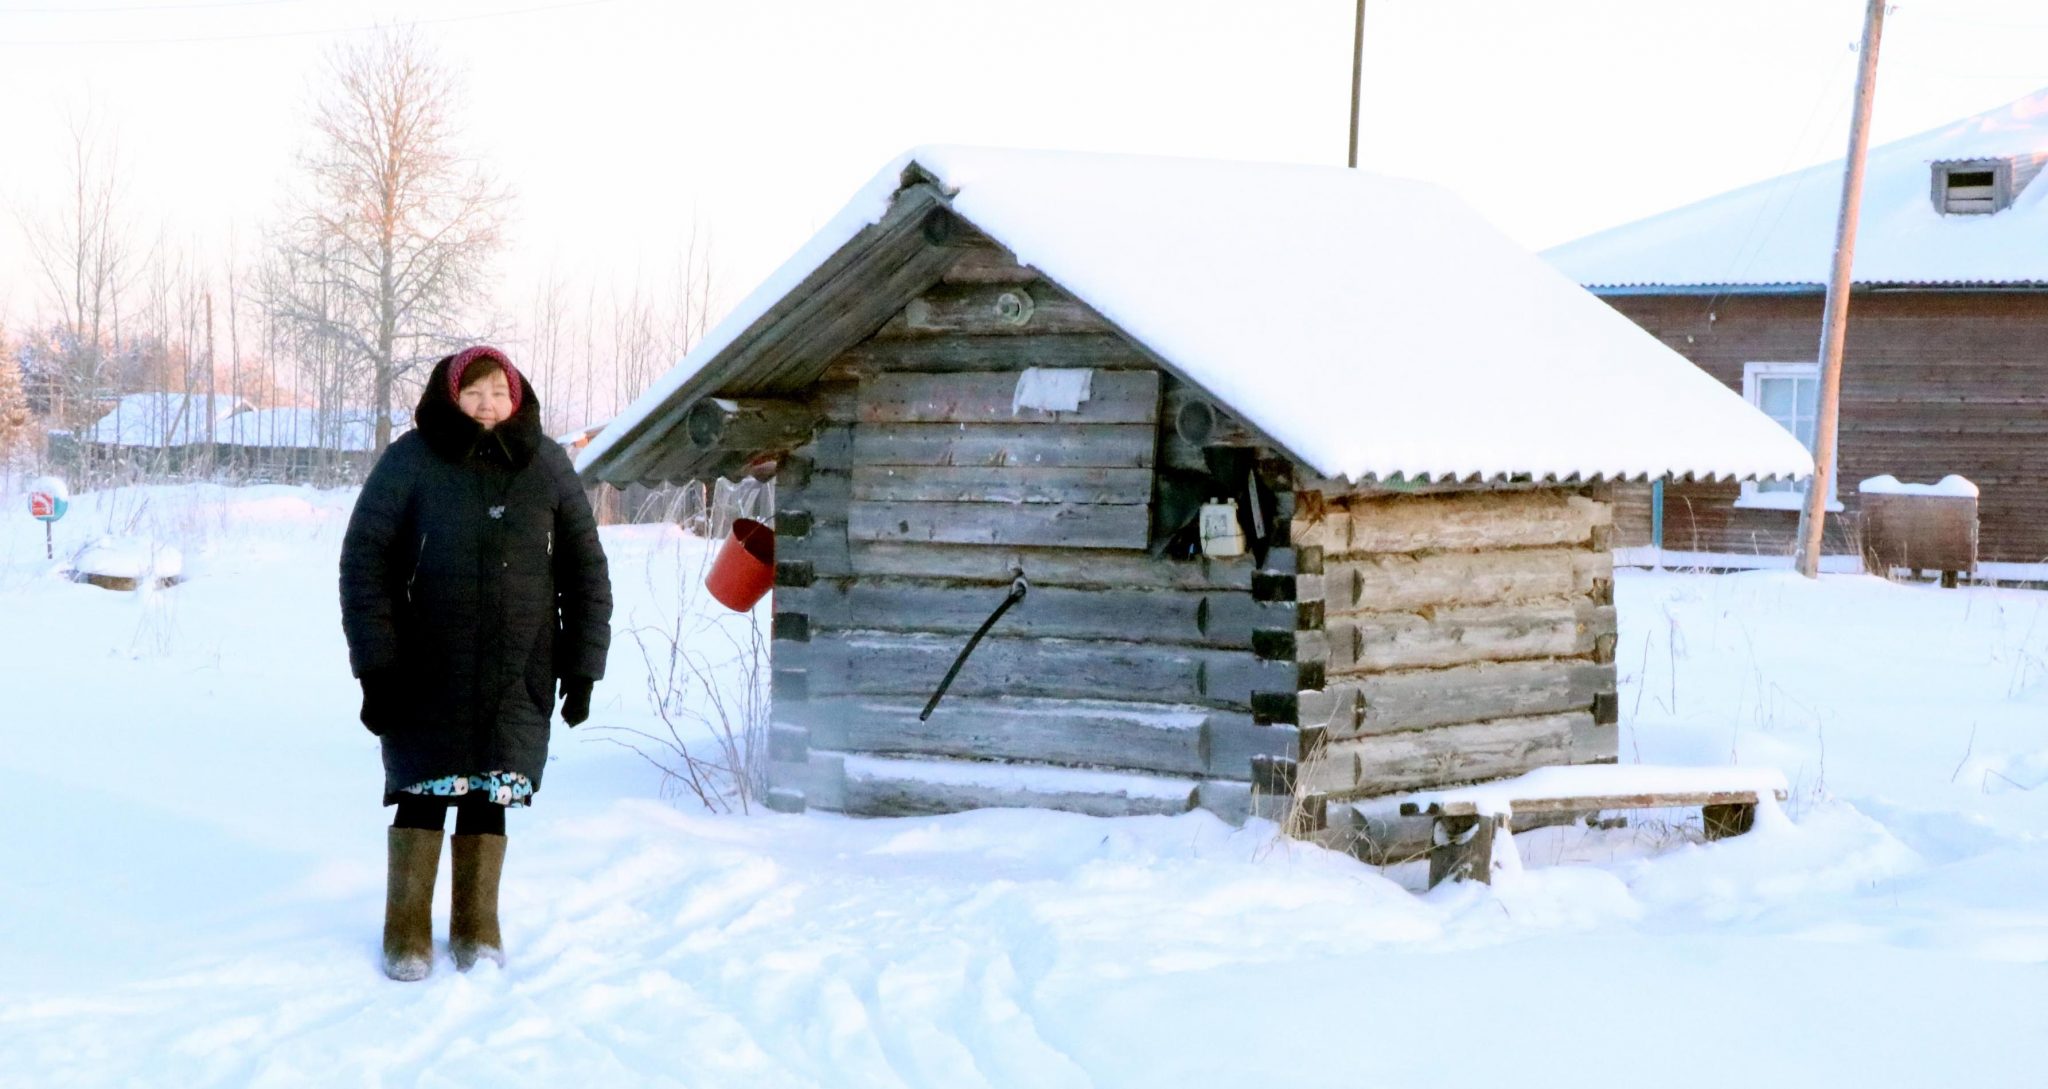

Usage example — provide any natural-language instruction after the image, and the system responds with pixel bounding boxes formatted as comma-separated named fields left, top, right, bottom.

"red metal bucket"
left=706, top=518, right=776, bottom=612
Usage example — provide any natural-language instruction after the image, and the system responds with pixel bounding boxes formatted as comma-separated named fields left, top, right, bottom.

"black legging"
left=392, top=794, right=508, bottom=836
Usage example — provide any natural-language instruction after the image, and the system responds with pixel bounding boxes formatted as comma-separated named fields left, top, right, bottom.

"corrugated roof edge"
left=1327, top=469, right=1799, bottom=487
left=1589, top=281, right=2048, bottom=294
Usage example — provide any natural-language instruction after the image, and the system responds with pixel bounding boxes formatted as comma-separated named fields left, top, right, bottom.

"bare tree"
left=19, top=112, right=136, bottom=436
left=267, top=27, right=510, bottom=451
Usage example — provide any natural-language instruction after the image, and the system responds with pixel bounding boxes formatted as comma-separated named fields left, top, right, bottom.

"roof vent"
left=1933, top=159, right=2011, bottom=215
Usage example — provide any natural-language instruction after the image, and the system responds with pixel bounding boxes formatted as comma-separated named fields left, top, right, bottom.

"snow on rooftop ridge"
left=217, top=408, right=381, bottom=452
left=912, top=145, right=1812, bottom=484
left=1545, top=88, right=2048, bottom=288
left=86, top=394, right=252, bottom=447
left=586, top=146, right=1814, bottom=485
left=1858, top=473, right=1979, bottom=498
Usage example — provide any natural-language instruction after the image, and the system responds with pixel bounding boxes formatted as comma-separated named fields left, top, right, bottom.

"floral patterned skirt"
left=398, top=771, right=534, bottom=807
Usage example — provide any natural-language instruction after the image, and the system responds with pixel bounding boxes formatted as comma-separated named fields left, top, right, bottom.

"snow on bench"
left=1396, top=764, right=1790, bottom=889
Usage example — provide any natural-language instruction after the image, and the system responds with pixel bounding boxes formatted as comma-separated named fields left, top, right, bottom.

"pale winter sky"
left=2, top=0, right=2046, bottom=341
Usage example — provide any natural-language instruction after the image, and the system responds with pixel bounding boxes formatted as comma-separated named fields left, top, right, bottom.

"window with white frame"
left=1739, top=362, right=1837, bottom=510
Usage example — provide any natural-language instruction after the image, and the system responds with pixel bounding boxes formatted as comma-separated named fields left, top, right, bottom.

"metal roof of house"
left=85, top=394, right=253, bottom=447
left=1545, top=88, right=2048, bottom=290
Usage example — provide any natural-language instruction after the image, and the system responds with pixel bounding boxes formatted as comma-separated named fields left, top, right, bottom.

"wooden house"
left=1547, top=90, right=2048, bottom=577
left=215, top=407, right=377, bottom=483
left=76, top=393, right=254, bottom=474
left=578, top=147, right=1811, bottom=833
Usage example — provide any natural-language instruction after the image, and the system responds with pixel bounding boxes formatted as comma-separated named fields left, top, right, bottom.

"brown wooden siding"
left=1599, top=291, right=2048, bottom=564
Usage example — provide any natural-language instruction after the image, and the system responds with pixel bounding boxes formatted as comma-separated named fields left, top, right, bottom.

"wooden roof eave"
left=585, top=178, right=965, bottom=487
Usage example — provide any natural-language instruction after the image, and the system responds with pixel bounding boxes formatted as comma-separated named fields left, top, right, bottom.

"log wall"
left=766, top=245, right=1305, bottom=818
left=1289, top=485, right=1620, bottom=803
left=1597, top=291, right=2048, bottom=564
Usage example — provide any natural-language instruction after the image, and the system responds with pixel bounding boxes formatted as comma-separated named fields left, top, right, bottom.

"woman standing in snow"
left=339, top=345, right=612, bottom=982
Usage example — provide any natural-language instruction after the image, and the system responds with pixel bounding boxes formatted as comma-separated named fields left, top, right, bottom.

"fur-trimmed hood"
left=413, top=353, right=544, bottom=469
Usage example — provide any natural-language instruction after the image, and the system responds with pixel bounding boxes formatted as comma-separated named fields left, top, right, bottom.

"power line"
left=0, top=0, right=622, bottom=46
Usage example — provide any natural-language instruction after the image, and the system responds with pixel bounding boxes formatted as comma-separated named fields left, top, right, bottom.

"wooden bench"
left=1395, top=765, right=1792, bottom=889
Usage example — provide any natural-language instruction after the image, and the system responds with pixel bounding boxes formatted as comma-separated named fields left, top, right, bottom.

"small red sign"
left=30, top=493, right=55, bottom=519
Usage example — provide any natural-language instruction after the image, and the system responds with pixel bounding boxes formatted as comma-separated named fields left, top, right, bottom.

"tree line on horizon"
left=0, top=26, right=717, bottom=479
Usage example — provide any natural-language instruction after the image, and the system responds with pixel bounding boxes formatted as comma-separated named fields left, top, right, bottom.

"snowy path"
left=2, top=484, right=2045, bottom=1087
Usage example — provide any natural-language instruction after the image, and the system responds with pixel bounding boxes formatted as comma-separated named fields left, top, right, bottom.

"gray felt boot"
left=450, top=833, right=507, bottom=971
left=382, top=827, right=443, bottom=982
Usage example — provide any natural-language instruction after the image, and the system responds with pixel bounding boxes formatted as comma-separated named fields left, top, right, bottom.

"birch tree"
left=268, top=27, right=509, bottom=451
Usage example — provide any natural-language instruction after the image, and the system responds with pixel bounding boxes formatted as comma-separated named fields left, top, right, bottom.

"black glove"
left=358, top=670, right=404, bottom=736
left=558, top=676, right=594, bottom=727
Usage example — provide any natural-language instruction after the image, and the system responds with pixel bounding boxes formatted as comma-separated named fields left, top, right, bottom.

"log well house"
left=1547, top=89, right=2048, bottom=576
left=578, top=148, right=1812, bottom=840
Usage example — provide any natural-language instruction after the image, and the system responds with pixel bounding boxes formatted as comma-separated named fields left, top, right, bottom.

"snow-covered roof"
left=86, top=394, right=252, bottom=447
left=217, top=408, right=380, bottom=452
left=582, top=146, right=1813, bottom=486
left=1546, top=89, right=2048, bottom=289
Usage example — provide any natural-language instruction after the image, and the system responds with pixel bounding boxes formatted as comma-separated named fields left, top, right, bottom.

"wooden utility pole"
left=205, top=291, right=217, bottom=453
left=1795, top=0, right=1887, bottom=578
left=1348, top=0, right=1366, bottom=167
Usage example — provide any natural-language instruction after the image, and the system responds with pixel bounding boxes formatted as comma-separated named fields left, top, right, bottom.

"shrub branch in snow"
left=599, top=516, right=769, bottom=814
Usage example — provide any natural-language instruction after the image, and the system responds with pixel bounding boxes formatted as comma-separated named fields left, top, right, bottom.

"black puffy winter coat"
left=339, top=357, right=612, bottom=804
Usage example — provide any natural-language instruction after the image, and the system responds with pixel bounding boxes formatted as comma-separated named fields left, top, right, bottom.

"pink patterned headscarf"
left=447, top=345, right=524, bottom=414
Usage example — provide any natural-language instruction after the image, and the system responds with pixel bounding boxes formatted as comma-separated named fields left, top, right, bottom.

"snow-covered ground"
left=2, top=483, right=2043, bottom=1087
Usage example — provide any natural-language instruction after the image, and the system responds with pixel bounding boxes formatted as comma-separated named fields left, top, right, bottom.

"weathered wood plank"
left=1205, top=719, right=1300, bottom=780
left=1316, top=803, right=1581, bottom=865
left=851, top=465, right=1153, bottom=505
left=842, top=541, right=1260, bottom=590
left=940, top=244, right=1040, bottom=284
left=1429, top=813, right=1506, bottom=887
left=1327, top=601, right=1617, bottom=674
left=853, top=422, right=1156, bottom=469
left=1295, top=490, right=1611, bottom=556
left=781, top=579, right=1288, bottom=648
left=774, top=516, right=849, bottom=574
left=848, top=500, right=1151, bottom=549
left=778, top=464, right=851, bottom=511
left=764, top=750, right=848, bottom=813
left=780, top=630, right=1294, bottom=710
left=875, top=282, right=1116, bottom=338
left=1329, top=548, right=1610, bottom=615
left=834, top=333, right=1152, bottom=375
left=1301, top=659, right=1612, bottom=739
left=835, top=755, right=1198, bottom=817
left=786, top=696, right=1208, bottom=776
left=857, top=370, right=1160, bottom=426
left=1303, top=710, right=1609, bottom=798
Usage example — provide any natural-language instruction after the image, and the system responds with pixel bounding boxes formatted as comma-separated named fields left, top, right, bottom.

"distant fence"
left=44, top=434, right=772, bottom=533
left=46, top=436, right=373, bottom=489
